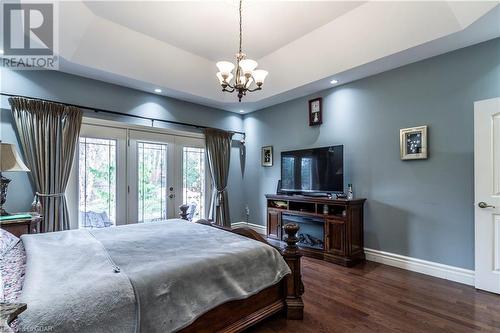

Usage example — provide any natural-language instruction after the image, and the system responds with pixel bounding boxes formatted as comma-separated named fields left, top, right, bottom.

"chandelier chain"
left=239, top=0, right=242, bottom=54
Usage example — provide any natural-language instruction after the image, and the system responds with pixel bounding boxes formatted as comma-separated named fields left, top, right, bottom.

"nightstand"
left=0, top=214, right=42, bottom=237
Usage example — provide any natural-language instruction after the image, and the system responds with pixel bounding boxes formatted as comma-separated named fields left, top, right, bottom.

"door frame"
left=69, top=117, right=209, bottom=228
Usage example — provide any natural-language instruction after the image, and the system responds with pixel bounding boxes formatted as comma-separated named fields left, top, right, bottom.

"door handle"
left=478, top=202, right=495, bottom=209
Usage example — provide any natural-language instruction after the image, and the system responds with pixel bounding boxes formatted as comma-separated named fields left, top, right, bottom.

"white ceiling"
left=84, top=1, right=366, bottom=61
left=11, top=1, right=500, bottom=113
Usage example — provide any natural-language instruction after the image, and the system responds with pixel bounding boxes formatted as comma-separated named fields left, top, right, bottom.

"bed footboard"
left=185, top=212, right=304, bottom=322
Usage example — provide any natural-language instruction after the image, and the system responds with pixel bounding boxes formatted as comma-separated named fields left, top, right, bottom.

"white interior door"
left=128, top=130, right=176, bottom=223
left=474, top=97, right=500, bottom=294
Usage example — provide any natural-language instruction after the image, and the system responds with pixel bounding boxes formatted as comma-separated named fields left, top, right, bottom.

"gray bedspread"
left=18, top=219, right=290, bottom=333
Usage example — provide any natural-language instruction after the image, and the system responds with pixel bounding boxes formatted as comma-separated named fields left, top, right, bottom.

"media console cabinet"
left=266, top=194, right=366, bottom=267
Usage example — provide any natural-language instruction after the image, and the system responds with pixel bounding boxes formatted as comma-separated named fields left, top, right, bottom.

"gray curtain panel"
left=204, top=128, right=233, bottom=227
left=9, top=97, right=82, bottom=232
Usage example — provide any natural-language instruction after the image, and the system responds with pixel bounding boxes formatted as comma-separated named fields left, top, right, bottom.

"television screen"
left=281, top=145, right=344, bottom=193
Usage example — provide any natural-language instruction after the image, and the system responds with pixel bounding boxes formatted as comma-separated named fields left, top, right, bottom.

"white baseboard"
left=365, top=248, right=475, bottom=286
left=228, top=225, right=475, bottom=287
left=231, top=222, right=266, bottom=235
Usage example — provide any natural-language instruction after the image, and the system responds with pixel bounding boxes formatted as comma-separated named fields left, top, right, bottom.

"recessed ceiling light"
left=0, top=49, right=4, bottom=55
left=154, top=88, right=162, bottom=93
left=330, top=79, right=338, bottom=84
left=239, top=110, right=245, bottom=113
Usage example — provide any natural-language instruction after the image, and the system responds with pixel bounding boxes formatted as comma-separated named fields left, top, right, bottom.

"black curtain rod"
left=0, top=92, right=246, bottom=137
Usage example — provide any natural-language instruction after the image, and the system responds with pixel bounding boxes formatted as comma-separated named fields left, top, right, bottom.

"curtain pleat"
left=204, top=128, right=233, bottom=227
left=9, top=97, right=82, bottom=232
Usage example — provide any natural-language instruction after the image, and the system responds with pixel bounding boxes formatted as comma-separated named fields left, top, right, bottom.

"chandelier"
left=216, top=0, right=268, bottom=102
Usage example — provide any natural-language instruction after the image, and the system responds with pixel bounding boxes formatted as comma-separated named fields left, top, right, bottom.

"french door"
left=128, top=130, right=176, bottom=223
left=70, top=120, right=208, bottom=229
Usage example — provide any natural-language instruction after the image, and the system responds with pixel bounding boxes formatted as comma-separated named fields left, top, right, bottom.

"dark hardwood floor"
left=248, top=257, right=500, bottom=333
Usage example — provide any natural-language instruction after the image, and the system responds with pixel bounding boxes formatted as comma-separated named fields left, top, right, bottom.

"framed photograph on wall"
left=262, top=146, right=273, bottom=167
left=400, top=125, right=428, bottom=160
left=308, top=97, right=322, bottom=126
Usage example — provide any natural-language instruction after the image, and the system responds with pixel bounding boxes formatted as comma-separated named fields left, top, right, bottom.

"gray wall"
left=2, top=38, right=499, bottom=269
left=0, top=68, right=246, bottom=222
left=242, top=38, right=500, bottom=270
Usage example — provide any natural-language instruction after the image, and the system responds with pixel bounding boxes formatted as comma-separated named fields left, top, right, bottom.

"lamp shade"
left=216, top=72, right=225, bottom=85
left=252, top=70, right=268, bottom=85
left=0, top=143, right=29, bottom=172
left=216, top=61, right=235, bottom=76
left=239, top=59, right=258, bottom=75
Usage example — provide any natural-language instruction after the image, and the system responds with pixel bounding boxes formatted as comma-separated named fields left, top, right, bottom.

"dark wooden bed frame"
left=4, top=212, right=304, bottom=333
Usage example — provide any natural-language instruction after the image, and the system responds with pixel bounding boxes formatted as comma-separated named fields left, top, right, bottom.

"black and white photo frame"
left=262, top=146, right=273, bottom=167
left=400, top=125, right=428, bottom=160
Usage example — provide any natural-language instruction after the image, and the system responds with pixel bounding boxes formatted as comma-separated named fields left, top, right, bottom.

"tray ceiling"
left=6, top=1, right=500, bottom=113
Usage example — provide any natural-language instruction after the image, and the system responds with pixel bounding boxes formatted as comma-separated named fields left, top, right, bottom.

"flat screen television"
left=281, top=145, right=344, bottom=194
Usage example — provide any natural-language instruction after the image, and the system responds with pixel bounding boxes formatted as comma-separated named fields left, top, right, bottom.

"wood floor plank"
left=247, top=258, right=500, bottom=333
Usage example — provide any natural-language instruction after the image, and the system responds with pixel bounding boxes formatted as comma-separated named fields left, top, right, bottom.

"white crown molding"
left=365, top=248, right=475, bottom=286
left=231, top=222, right=266, bottom=236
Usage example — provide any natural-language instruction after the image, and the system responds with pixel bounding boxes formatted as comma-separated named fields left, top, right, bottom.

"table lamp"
left=0, top=143, right=30, bottom=216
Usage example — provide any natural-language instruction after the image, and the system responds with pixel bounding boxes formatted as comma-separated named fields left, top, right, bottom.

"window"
left=182, top=147, right=206, bottom=220
left=138, top=142, right=168, bottom=222
left=70, top=121, right=208, bottom=229
left=78, top=137, right=116, bottom=228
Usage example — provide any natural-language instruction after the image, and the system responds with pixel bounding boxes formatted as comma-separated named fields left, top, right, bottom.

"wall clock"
left=309, top=97, right=322, bottom=126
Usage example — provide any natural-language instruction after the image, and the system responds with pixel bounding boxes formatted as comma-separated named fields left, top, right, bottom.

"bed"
left=0, top=216, right=303, bottom=333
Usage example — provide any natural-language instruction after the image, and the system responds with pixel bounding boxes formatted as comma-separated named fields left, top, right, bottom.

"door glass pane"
left=79, top=138, right=116, bottom=228
left=183, top=147, right=205, bottom=221
left=138, top=142, right=168, bottom=222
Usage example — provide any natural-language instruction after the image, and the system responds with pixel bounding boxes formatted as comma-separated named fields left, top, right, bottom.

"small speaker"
left=276, top=180, right=283, bottom=194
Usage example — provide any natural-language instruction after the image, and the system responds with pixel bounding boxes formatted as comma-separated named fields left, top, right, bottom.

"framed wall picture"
left=308, top=97, right=322, bottom=126
left=262, top=146, right=273, bottom=167
left=400, top=125, right=428, bottom=160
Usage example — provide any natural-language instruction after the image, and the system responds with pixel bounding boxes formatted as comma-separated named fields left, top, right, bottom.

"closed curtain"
left=9, top=97, right=82, bottom=232
left=204, top=128, right=233, bottom=227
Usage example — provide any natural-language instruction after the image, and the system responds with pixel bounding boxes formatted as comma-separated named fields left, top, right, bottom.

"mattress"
left=15, top=219, right=291, bottom=333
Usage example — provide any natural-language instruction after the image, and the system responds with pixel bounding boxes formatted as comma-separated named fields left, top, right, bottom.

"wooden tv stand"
left=266, top=194, right=366, bottom=267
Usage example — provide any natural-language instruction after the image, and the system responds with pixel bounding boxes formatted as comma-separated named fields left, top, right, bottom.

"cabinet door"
left=325, top=219, right=346, bottom=256
left=267, top=209, right=281, bottom=240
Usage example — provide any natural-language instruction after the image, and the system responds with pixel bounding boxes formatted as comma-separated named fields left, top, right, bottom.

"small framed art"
left=262, top=146, right=273, bottom=167
left=308, top=97, right=322, bottom=126
left=400, top=125, right=428, bottom=160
